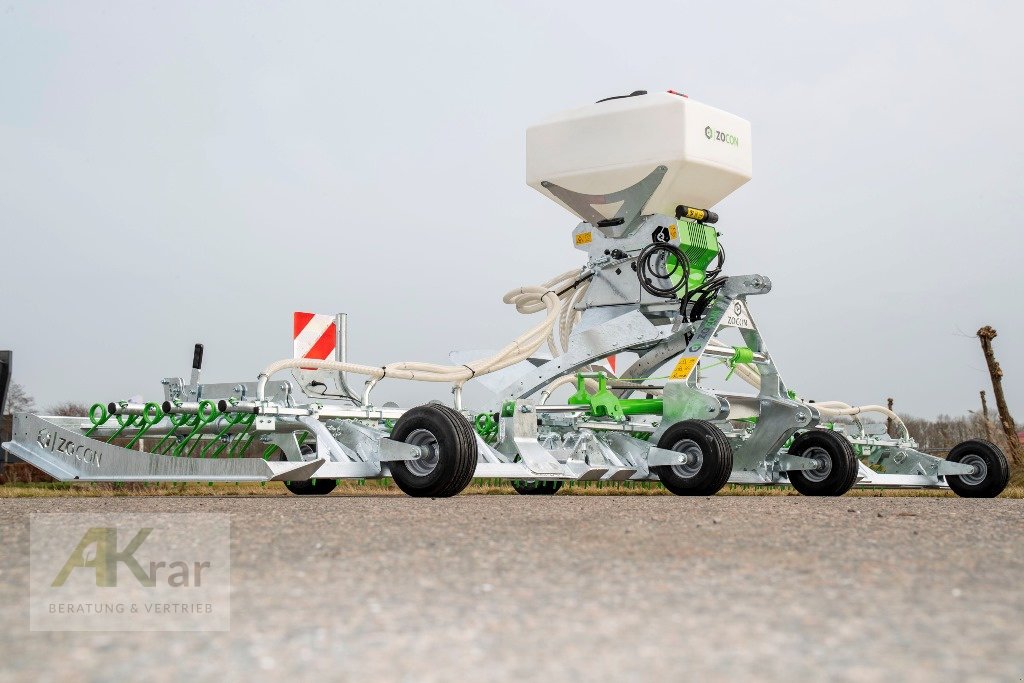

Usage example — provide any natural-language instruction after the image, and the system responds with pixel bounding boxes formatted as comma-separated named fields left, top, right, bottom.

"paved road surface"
left=1, top=495, right=1022, bottom=682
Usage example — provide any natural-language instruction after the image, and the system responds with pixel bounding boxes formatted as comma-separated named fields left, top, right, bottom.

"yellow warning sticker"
left=669, top=224, right=678, bottom=240
left=684, top=207, right=705, bottom=221
left=669, top=356, right=698, bottom=380
left=575, top=231, right=593, bottom=246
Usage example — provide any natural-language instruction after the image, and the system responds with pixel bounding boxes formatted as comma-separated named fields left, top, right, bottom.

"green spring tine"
left=173, top=401, right=219, bottom=457
left=232, top=425, right=259, bottom=459
left=227, top=417, right=252, bottom=457
left=261, top=441, right=278, bottom=461
left=84, top=403, right=110, bottom=438
left=126, top=403, right=164, bottom=450
left=202, top=411, right=248, bottom=458
left=225, top=414, right=256, bottom=458
left=107, top=410, right=141, bottom=444
left=154, top=412, right=194, bottom=455
left=233, top=414, right=256, bottom=457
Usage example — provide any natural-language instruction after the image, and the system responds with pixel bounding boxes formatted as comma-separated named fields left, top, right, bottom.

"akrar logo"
left=52, top=527, right=211, bottom=588
left=704, top=125, right=740, bottom=147
left=30, top=512, right=230, bottom=632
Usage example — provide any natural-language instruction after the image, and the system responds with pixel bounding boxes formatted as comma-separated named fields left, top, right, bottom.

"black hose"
left=705, top=243, right=726, bottom=281
left=637, top=243, right=689, bottom=298
left=681, top=276, right=726, bottom=323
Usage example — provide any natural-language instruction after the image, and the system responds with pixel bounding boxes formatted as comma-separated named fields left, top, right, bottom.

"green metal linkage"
left=568, top=373, right=626, bottom=421
left=473, top=412, right=499, bottom=444
left=618, top=398, right=663, bottom=416
left=724, top=345, right=754, bottom=381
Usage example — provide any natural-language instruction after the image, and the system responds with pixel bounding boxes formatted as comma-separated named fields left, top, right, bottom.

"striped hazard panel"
left=293, top=312, right=336, bottom=369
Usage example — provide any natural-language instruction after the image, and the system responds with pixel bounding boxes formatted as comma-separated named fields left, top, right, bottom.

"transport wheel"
left=389, top=404, right=478, bottom=497
left=284, top=444, right=337, bottom=496
left=511, top=480, right=563, bottom=495
left=786, top=430, right=859, bottom=497
left=944, top=439, right=1009, bottom=498
left=652, top=420, right=733, bottom=496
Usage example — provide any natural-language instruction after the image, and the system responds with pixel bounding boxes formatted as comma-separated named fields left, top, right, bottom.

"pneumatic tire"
left=389, top=404, right=478, bottom=497
left=787, top=429, right=859, bottom=497
left=652, top=420, right=733, bottom=496
left=284, top=444, right=337, bottom=496
left=945, top=439, right=1009, bottom=498
left=511, top=480, right=563, bottom=495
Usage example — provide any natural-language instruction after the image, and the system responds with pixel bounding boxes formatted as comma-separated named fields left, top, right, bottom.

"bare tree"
left=977, top=326, right=1023, bottom=466
left=46, top=402, right=91, bottom=417
left=980, top=390, right=992, bottom=440
left=886, top=397, right=894, bottom=437
left=3, top=382, right=36, bottom=415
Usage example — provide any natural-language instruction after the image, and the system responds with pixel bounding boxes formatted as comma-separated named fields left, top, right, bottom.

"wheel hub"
left=957, top=453, right=988, bottom=486
left=802, top=446, right=833, bottom=483
left=404, top=428, right=440, bottom=477
left=669, top=438, right=704, bottom=478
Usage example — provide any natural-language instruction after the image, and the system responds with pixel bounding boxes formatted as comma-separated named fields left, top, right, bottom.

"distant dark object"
left=596, top=90, right=647, bottom=103
left=0, top=351, right=10, bottom=416
left=47, top=402, right=90, bottom=417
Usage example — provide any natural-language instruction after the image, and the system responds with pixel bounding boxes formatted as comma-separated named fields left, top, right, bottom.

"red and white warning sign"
left=293, top=312, right=336, bottom=369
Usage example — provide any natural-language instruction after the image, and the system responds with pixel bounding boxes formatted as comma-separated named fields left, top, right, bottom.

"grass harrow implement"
left=2, top=90, right=1009, bottom=499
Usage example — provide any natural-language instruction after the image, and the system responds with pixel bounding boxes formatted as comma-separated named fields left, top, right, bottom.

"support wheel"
left=284, top=444, right=337, bottom=496
left=389, top=404, right=478, bottom=497
left=511, top=480, right=563, bottom=495
left=945, top=439, right=1009, bottom=498
left=652, top=420, right=733, bottom=496
left=787, top=430, right=858, bottom=497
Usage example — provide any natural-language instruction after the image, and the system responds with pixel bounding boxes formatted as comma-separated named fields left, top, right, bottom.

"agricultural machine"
left=2, top=91, right=1009, bottom=498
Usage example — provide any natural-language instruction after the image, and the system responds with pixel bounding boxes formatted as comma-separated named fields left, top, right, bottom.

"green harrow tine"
left=84, top=403, right=110, bottom=438
left=153, top=412, right=196, bottom=455
left=106, top=409, right=142, bottom=444
left=172, top=401, right=219, bottom=457
left=125, top=403, right=164, bottom=450
left=202, top=411, right=253, bottom=458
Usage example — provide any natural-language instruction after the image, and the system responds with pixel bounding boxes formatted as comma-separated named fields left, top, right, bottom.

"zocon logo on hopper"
left=704, top=125, right=740, bottom=146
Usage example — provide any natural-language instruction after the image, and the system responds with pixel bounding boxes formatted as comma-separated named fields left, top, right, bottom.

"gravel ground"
left=1, top=495, right=1022, bottom=682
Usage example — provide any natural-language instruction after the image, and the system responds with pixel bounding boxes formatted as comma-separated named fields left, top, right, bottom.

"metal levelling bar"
left=2, top=413, right=324, bottom=482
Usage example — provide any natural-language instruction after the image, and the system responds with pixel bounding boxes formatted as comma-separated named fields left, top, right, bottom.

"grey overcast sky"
left=1, top=1, right=1022, bottom=418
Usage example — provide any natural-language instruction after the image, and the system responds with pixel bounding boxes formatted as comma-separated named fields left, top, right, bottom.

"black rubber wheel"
left=388, top=404, right=478, bottom=498
left=284, top=443, right=337, bottom=496
left=511, top=480, right=563, bottom=495
left=652, top=419, right=733, bottom=496
left=787, top=429, right=859, bottom=497
left=945, top=439, right=1009, bottom=498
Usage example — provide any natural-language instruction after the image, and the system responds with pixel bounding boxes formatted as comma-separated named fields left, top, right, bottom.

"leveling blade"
left=3, top=413, right=324, bottom=482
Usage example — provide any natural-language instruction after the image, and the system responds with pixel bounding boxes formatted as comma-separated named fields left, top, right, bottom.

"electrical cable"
left=637, top=243, right=689, bottom=298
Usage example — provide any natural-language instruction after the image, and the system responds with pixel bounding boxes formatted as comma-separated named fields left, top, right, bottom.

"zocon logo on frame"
left=704, top=125, right=740, bottom=147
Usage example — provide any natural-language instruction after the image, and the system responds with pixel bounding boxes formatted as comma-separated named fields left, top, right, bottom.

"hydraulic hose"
left=706, top=338, right=908, bottom=437
left=257, top=270, right=586, bottom=402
